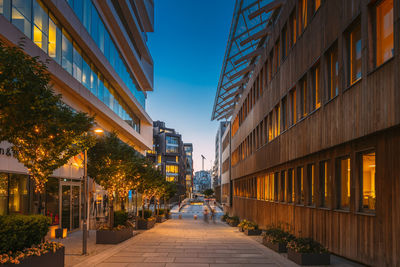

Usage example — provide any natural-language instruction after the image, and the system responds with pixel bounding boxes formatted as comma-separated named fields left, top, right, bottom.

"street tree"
left=203, top=188, right=214, bottom=198
left=0, top=40, right=94, bottom=193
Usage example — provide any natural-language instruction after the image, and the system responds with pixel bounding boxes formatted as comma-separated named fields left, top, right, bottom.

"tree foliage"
left=0, top=40, right=94, bottom=193
left=203, top=188, right=214, bottom=198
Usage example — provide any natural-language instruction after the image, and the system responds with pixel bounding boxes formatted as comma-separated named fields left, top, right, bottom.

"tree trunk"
left=141, top=196, right=145, bottom=219
left=109, top=199, right=114, bottom=228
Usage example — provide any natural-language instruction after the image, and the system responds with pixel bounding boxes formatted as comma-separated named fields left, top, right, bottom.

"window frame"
left=357, top=150, right=376, bottom=213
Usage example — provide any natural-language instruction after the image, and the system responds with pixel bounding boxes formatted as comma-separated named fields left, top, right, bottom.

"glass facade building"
left=0, top=0, right=144, bottom=133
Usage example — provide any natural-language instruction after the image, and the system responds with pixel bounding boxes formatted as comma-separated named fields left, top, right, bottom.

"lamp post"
left=83, top=128, right=104, bottom=255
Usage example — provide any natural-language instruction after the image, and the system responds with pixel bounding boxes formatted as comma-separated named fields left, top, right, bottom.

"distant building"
left=194, top=170, right=211, bottom=192
left=212, top=121, right=229, bottom=189
left=184, top=143, right=194, bottom=197
left=147, top=121, right=192, bottom=197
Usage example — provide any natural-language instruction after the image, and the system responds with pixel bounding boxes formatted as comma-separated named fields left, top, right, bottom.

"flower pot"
left=3, top=246, right=64, bottom=267
left=287, top=248, right=330, bottom=265
left=263, top=240, right=287, bottom=253
left=96, top=228, right=133, bottom=244
left=137, top=218, right=156, bottom=230
left=244, top=229, right=262, bottom=236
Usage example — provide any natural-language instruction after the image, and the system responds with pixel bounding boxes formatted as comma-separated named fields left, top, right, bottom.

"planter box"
left=263, top=240, right=287, bottom=253
left=3, top=246, right=64, bottom=267
left=287, top=248, right=330, bottom=265
left=238, top=226, right=244, bottom=232
left=137, top=218, right=156, bottom=230
left=228, top=221, right=239, bottom=227
left=244, top=228, right=262, bottom=236
left=96, top=228, right=133, bottom=244
left=156, top=216, right=166, bottom=223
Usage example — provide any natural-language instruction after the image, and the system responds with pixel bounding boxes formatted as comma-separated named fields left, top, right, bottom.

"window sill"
left=325, top=94, right=339, bottom=105
left=367, top=57, right=394, bottom=77
left=318, top=207, right=330, bottom=211
left=333, top=209, right=350, bottom=214
left=355, top=211, right=376, bottom=217
left=344, top=78, right=362, bottom=93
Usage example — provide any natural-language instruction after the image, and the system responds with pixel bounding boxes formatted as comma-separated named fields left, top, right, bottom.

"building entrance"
left=60, top=181, right=81, bottom=231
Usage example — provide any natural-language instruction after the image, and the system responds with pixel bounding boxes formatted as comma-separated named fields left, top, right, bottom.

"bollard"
left=194, top=215, right=197, bottom=220
left=179, top=214, right=182, bottom=219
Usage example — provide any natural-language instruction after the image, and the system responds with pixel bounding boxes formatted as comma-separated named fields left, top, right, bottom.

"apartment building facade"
left=213, top=0, right=399, bottom=265
left=0, top=0, right=154, bottom=231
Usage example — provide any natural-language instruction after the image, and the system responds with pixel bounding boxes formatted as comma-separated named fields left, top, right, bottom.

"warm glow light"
left=93, top=128, right=104, bottom=134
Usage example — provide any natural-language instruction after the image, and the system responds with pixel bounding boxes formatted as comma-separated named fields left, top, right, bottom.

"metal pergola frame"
left=211, top=0, right=285, bottom=121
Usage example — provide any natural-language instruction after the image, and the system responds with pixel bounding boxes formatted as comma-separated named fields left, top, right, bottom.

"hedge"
left=113, top=210, right=128, bottom=227
left=138, top=209, right=153, bottom=219
left=0, top=214, right=51, bottom=253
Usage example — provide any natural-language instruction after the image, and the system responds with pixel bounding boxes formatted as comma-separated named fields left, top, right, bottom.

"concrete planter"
left=137, top=218, right=156, bottom=229
left=96, top=228, right=133, bottom=244
left=263, top=240, right=287, bottom=253
left=3, top=246, right=64, bottom=267
left=287, top=248, right=330, bottom=265
left=244, top=228, right=262, bottom=236
left=156, top=215, right=166, bottom=223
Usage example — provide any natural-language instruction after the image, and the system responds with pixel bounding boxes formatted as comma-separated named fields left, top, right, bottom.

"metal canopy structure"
left=211, top=0, right=283, bottom=121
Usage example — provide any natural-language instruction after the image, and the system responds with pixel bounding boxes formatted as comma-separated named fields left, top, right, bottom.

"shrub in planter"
left=242, top=221, right=261, bottom=236
left=0, top=215, right=51, bottom=254
left=226, top=216, right=239, bottom=227
left=96, top=225, right=133, bottom=244
left=136, top=217, right=156, bottom=230
left=262, top=227, right=294, bottom=253
left=287, top=237, right=330, bottom=265
left=221, top=213, right=229, bottom=222
left=238, top=219, right=248, bottom=232
left=0, top=241, right=64, bottom=266
left=138, top=209, right=153, bottom=219
left=113, top=210, right=128, bottom=227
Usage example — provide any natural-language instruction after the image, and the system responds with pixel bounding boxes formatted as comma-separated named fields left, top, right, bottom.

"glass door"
left=60, top=182, right=81, bottom=231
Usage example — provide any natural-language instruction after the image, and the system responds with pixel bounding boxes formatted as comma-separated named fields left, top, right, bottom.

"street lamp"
left=83, top=127, right=104, bottom=255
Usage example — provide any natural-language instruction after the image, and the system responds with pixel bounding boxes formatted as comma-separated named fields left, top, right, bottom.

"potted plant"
left=96, top=211, right=133, bottom=244
left=243, top=221, right=261, bottom=236
left=137, top=209, right=156, bottom=230
left=262, top=227, right=294, bottom=253
left=0, top=215, right=64, bottom=267
left=287, top=237, right=330, bottom=265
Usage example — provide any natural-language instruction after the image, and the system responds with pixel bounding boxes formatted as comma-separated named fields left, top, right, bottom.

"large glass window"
left=166, top=165, right=178, bottom=174
left=312, top=63, right=321, bottom=110
left=327, top=44, right=339, bottom=100
left=274, top=172, right=279, bottom=201
left=0, top=173, right=8, bottom=215
left=307, top=164, right=315, bottom=206
left=73, top=45, right=83, bottom=83
left=12, top=0, right=32, bottom=38
left=45, top=177, right=59, bottom=226
left=337, top=157, right=351, bottom=209
left=61, top=29, right=73, bottom=74
left=349, top=22, right=362, bottom=85
left=48, top=16, right=61, bottom=64
left=297, top=166, right=305, bottom=204
left=319, top=161, right=329, bottom=208
left=360, top=152, right=375, bottom=211
left=32, top=0, right=48, bottom=53
left=9, top=174, right=29, bottom=214
left=375, top=0, right=393, bottom=67
left=298, top=0, right=307, bottom=33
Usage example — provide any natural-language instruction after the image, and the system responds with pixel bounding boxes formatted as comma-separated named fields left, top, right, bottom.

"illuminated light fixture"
left=369, top=165, right=376, bottom=168
left=93, top=128, right=104, bottom=134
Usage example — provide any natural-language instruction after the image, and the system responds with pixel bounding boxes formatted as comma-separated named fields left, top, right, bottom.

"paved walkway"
left=73, top=205, right=363, bottom=267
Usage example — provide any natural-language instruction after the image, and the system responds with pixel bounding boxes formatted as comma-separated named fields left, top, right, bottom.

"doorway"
left=60, top=181, right=81, bottom=231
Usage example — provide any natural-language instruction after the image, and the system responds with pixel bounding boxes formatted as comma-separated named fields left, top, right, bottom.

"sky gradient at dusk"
left=147, top=0, right=235, bottom=172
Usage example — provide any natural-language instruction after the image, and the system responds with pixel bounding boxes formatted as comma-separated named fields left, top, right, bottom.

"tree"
left=203, top=188, right=214, bottom=198
left=87, top=132, right=142, bottom=225
left=0, top=40, right=94, bottom=193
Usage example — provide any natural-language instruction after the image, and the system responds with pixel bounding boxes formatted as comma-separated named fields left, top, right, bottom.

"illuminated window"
left=48, top=16, right=61, bottom=63
left=166, top=165, right=178, bottom=174
left=375, top=0, right=393, bottom=67
left=337, top=157, right=350, bottom=209
left=327, top=44, right=339, bottom=100
left=360, top=152, right=375, bottom=211
left=297, top=166, right=305, bottom=204
left=288, top=169, right=295, bottom=203
left=33, top=0, right=48, bottom=53
left=290, top=10, right=297, bottom=46
left=300, top=77, right=307, bottom=118
left=166, top=176, right=177, bottom=182
left=268, top=113, right=273, bottom=141
left=349, top=22, right=362, bottom=85
left=12, top=0, right=32, bottom=39
left=290, top=88, right=296, bottom=125
left=280, top=171, right=286, bottom=202
left=319, top=161, right=329, bottom=208
left=307, top=164, right=315, bottom=206
left=313, top=0, right=321, bottom=13
left=298, top=0, right=307, bottom=33
left=312, top=63, right=321, bottom=110
left=0, top=173, right=8, bottom=215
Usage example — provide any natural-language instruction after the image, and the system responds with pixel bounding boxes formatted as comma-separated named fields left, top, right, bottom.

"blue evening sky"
left=147, top=0, right=235, bottom=172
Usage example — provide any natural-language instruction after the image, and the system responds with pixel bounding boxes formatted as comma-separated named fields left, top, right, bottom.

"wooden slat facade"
left=223, top=0, right=400, bottom=266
